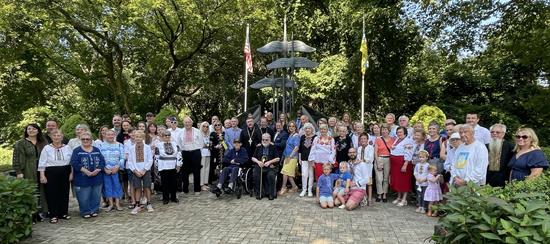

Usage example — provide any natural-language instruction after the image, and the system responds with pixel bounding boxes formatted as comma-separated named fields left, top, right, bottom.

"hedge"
left=0, top=175, right=37, bottom=243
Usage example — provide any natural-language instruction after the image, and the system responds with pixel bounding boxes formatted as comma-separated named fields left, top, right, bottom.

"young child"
left=413, top=150, right=430, bottom=213
left=127, top=130, right=154, bottom=214
left=424, top=165, right=443, bottom=217
left=316, top=163, right=339, bottom=209
left=333, top=162, right=352, bottom=209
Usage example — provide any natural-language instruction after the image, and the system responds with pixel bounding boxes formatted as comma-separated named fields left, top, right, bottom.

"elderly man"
left=298, top=115, right=310, bottom=135
left=385, top=113, right=398, bottom=137
left=45, top=118, right=69, bottom=144
left=240, top=118, right=262, bottom=163
left=212, top=138, right=248, bottom=195
left=224, top=117, right=242, bottom=151
left=451, top=124, right=489, bottom=186
left=265, top=112, right=275, bottom=131
left=486, top=124, right=514, bottom=187
left=252, top=133, right=280, bottom=200
left=465, top=113, right=491, bottom=144
left=178, top=117, right=205, bottom=194
left=398, top=115, right=414, bottom=138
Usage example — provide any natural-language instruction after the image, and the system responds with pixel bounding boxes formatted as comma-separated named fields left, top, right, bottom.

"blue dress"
left=508, top=150, right=548, bottom=181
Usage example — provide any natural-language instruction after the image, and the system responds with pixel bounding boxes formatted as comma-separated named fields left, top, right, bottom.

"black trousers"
left=160, top=169, right=178, bottom=201
left=181, top=149, right=202, bottom=193
left=44, top=165, right=71, bottom=218
left=253, top=165, right=276, bottom=198
left=209, top=154, right=221, bottom=185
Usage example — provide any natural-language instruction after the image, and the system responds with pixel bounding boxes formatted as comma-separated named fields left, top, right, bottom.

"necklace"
left=247, top=127, right=255, bottom=145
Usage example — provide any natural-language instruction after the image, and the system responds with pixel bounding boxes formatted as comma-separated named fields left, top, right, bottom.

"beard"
left=262, top=142, right=270, bottom=147
left=488, top=138, right=503, bottom=171
left=349, top=155, right=357, bottom=160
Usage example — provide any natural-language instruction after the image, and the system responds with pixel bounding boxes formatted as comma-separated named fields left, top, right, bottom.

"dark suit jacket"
left=486, top=140, right=514, bottom=187
left=273, top=130, right=289, bottom=157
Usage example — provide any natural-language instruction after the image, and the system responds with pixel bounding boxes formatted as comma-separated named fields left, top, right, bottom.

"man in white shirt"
left=451, top=125, right=489, bottom=186
left=178, top=117, right=204, bottom=195
left=465, top=113, right=491, bottom=145
left=386, top=113, right=398, bottom=137
left=166, top=116, right=184, bottom=149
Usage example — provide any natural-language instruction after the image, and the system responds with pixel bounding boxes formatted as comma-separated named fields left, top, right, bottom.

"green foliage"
left=0, top=175, right=37, bottom=243
left=154, top=107, right=178, bottom=126
left=59, top=114, right=87, bottom=139
left=543, top=148, right=550, bottom=162
left=433, top=173, right=550, bottom=243
left=0, top=147, right=12, bottom=172
left=410, top=105, right=446, bottom=130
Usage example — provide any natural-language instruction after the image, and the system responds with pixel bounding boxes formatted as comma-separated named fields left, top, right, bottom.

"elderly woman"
left=13, top=124, right=48, bottom=222
left=373, top=123, right=394, bottom=202
left=199, top=121, right=211, bottom=191
left=155, top=130, right=182, bottom=204
left=99, top=130, right=125, bottom=211
left=308, top=124, right=336, bottom=182
left=508, top=128, right=548, bottom=182
left=209, top=122, right=225, bottom=185
left=38, top=129, right=73, bottom=223
left=70, top=131, right=105, bottom=218
left=68, top=124, right=90, bottom=150
left=279, top=121, right=300, bottom=195
left=299, top=122, right=316, bottom=197
left=390, top=126, right=414, bottom=207
left=334, top=125, right=352, bottom=171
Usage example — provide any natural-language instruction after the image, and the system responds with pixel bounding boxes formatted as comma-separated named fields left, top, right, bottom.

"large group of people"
left=11, top=111, right=549, bottom=224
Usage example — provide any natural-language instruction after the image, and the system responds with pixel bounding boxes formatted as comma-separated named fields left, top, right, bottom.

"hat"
left=450, top=132, right=460, bottom=140
left=168, top=116, right=177, bottom=122
left=233, top=138, right=241, bottom=143
left=146, top=112, right=154, bottom=117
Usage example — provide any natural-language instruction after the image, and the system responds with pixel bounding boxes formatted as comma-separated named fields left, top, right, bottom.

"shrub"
left=60, top=114, right=87, bottom=139
left=0, top=175, right=37, bottom=243
left=0, top=147, right=13, bottom=173
left=433, top=173, right=550, bottom=243
left=410, top=105, right=446, bottom=130
left=155, top=107, right=178, bottom=126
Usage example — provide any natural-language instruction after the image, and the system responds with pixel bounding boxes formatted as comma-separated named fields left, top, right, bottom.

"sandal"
left=60, top=215, right=71, bottom=220
left=83, top=214, right=91, bottom=219
left=116, top=206, right=124, bottom=211
left=49, top=217, right=58, bottom=224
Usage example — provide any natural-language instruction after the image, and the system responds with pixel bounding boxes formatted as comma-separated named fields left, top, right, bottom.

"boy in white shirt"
left=127, top=130, right=154, bottom=214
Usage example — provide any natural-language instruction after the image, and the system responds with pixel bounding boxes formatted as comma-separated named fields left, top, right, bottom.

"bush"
left=410, top=105, right=447, bottom=130
left=433, top=173, right=550, bottom=243
left=155, top=107, right=178, bottom=126
left=0, top=147, right=13, bottom=173
left=0, top=175, right=37, bottom=243
left=60, top=114, right=87, bottom=139
left=543, top=147, right=550, bottom=163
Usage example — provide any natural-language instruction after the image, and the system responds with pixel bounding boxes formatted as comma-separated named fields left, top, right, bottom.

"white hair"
left=398, top=115, right=409, bottom=122
left=490, top=123, right=507, bottom=133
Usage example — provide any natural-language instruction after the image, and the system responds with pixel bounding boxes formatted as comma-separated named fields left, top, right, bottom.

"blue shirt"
left=317, top=173, right=338, bottom=197
left=283, top=133, right=300, bottom=158
left=99, top=142, right=125, bottom=169
left=70, top=146, right=105, bottom=187
left=224, top=127, right=242, bottom=150
left=508, top=150, right=548, bottom=181
left=337, top=171, right=352, bottom=188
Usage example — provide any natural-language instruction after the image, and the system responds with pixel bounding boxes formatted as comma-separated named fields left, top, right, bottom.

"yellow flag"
left=360, top=32, right=368, bottom=75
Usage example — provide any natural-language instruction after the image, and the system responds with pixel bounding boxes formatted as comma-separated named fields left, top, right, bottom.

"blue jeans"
left=75, top=184, right=102, bottom=216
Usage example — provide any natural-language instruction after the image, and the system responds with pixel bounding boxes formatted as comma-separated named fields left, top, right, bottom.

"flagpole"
left=244, top=24, right=249, bottom=111
left=361, top=16, right=365, bottom=124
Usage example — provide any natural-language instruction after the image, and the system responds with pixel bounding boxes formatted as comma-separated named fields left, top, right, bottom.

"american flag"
left=244, top=26, right=253, bottom=74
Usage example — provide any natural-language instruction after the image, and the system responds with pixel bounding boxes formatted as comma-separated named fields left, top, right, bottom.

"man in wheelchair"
left=212, top=138, right=248, bottom=195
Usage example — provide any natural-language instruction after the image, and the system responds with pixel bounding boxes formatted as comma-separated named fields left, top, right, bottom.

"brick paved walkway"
left=24, top=191, right=437, bottom=244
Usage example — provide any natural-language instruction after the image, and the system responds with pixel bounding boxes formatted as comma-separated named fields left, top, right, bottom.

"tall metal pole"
left=244, top=24, right=250, bottom=111
left=361, top=17, right=365, bottom=124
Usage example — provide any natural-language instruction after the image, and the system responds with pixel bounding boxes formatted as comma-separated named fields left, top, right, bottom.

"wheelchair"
left=212, top=165, right=254, bottom=199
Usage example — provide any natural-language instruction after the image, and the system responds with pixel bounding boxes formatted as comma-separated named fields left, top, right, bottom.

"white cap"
left=450, top=132, right=460, bottom=140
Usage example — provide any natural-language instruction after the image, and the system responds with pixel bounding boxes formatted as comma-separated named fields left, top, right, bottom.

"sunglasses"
left=515, top=135, right=529, bottom=140
left=215, top=124, right=222, bottom=126
left=81, top=138, right=92, bottom=141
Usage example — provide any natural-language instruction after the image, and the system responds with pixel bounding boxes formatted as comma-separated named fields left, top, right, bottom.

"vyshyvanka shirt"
left=38, top=144, right=72, bottom=171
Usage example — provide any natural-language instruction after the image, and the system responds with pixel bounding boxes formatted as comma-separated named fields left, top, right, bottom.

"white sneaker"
left=299, top=190, right=306, bottom=197
left=420, top=207, right=426, bottom=214
left=130, top=206, right=141, bottom=215
left=140, top=197, right=147, bottom=205
left=307, top=191, right=313, bottom=197
left=338, top=204, right=346, bottom=209
left=415, top=207, right=421, bottom=213
left=392, top=199, right=400, bottom=204
left=146, top=204, right=154, bottom=212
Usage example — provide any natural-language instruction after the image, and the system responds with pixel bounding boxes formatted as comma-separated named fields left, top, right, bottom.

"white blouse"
left=38, top=144, right=72, bottom=171
left=356, top=145, right=375, bottom=164
left=390, top=137, right=414, bottom=161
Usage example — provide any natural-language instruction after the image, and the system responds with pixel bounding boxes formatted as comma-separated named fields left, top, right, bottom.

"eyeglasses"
left=515, top=135, right=529, bottom=140
left=162, top=135, right=170, bottom=137
left=215, top=124, right=222, bottom=127
left=490, top=131, right=503, bottom=134
left=262, top=139, right=269, bottom=141
left=81, top=138, right=92, bottom=141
